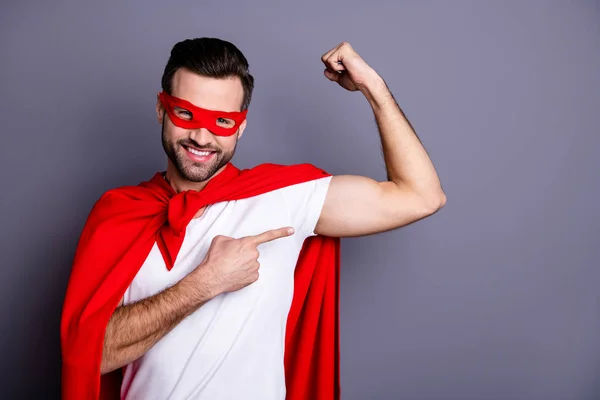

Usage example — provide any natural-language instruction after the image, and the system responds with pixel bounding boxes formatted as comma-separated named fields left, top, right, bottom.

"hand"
left=194, top=227, right=295, bottom=295
left=321, top=42, right=381, bottom=92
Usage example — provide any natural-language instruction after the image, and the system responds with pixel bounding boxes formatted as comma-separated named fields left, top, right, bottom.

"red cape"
left=60, top=163, right=340, bottom=399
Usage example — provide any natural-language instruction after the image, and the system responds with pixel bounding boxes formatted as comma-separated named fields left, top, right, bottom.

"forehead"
left=170, top=68, right=244, bottom=112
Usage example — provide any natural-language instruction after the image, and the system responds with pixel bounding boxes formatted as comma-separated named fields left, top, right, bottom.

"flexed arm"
left=315, top=42, right=446, bottom=237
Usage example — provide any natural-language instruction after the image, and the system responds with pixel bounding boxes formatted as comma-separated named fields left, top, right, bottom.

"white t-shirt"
left=120, top=176, right=332, bottom=400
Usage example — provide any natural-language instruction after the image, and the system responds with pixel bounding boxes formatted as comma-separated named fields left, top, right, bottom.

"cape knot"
left=165, top=190, right=204, bottom=236
left=165, top=193, right=187, bottom=236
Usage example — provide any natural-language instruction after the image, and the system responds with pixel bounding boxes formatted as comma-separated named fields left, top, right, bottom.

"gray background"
left=1, top=1, right=599, bottom=399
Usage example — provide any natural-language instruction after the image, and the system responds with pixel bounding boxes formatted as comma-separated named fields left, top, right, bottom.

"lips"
left=186, top=147, right=213, bottom=157
left=182, top=144, right=217, bottom=163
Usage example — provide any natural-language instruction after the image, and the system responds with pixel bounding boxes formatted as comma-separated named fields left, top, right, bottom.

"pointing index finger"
left=248, top=227, right=295, bottom=245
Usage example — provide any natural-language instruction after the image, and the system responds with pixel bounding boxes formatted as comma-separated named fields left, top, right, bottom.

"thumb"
left=324, top=69, right=340, bottom=82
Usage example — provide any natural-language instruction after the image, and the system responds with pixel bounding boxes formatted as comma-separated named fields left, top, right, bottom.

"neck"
left=164, top=161, right=227, bottom=193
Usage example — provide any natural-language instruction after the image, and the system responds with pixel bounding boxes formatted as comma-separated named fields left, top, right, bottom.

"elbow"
left=100, top=359, right=122, bottom=375
left=423, top=190, right=446, bottom=215
left=100, top=343, right=119, bottom=375
left=436, top=190, right=447, bottom=210
left=100, top=359, right=112, bottom=375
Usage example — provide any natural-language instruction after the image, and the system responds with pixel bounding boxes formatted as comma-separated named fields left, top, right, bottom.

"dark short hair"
left=161, top=37, right=254, bottom=111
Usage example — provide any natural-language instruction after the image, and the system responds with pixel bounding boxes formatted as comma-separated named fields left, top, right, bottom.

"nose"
left=189, top=128, right=215, bottom=147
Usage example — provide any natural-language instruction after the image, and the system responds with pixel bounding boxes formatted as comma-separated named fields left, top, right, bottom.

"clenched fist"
left=194, top=227, right=295, bottom=295
left=321, top=41, right=382, bottom=92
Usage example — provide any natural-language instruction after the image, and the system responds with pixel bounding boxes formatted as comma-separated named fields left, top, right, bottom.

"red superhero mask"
left=159, top=91, right=248, bottom=137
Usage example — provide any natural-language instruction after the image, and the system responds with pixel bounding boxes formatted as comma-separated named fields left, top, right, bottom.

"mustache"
left=178, top=139, right=220, bottom=153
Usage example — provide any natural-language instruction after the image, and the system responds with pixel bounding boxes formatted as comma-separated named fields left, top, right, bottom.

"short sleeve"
left=279, top=176, right=333, bottom=238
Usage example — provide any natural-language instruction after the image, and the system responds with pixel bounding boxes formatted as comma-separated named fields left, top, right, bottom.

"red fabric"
left=60, top=162, right=341, bottom=400
left=159, top=91, right=248, bottom=136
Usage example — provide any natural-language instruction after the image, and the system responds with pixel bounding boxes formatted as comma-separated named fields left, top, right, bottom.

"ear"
left=156, top=93, right=164, bottom=124
left=237, top=119, right=248, bottom=139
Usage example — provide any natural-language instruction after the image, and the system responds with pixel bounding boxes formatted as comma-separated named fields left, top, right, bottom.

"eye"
left=216, top=117, right=235, bottom=127
left=174, top=107, right=192, bottom=120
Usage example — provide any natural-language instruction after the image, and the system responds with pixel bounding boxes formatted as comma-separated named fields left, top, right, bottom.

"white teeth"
left=188, top=148, right=212, bottom=156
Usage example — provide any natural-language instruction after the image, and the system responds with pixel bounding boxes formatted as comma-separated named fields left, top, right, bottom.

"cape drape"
left=60, top=163, right=341, bottom=399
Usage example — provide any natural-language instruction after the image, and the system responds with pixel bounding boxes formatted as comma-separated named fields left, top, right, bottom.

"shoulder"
left=243, top=162, right=330, bottom=177
left=86, top=172, right=167, bottom=221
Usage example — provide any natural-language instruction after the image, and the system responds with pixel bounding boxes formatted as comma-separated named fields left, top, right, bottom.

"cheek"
left=163, top=123, right=187, bottom=141
left=216, top=135, right=238, bottom=152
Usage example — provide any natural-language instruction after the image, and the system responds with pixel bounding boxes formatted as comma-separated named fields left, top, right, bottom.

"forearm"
left=360, top=75, right=445, bottom=205
left=101, top=272, right=216, bottom=374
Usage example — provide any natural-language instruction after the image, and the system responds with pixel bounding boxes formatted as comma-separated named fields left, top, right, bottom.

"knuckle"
left=213, top=234, right=229, bottom=243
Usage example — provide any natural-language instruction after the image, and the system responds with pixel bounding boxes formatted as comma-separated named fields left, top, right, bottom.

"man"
left=61, top=37, right=445, bottom=400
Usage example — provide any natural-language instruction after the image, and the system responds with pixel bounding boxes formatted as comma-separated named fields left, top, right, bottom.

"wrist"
left=182, top=266, right=220, bottom=306
left=359, top=74, right=393, bottom=108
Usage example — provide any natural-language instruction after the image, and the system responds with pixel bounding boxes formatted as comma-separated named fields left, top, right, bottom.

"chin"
left=180, top=167, right=213, bottom=182
left=183, top=160, right=224, bottom=181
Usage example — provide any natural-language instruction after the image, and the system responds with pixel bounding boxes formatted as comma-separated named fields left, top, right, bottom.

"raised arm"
left=315, top=42, right=446, bottom=238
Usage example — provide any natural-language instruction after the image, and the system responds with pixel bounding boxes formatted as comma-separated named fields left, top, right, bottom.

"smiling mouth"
left=186, top=147, right=214, bottom=156
left=182, top=145, right=218, bottom=162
